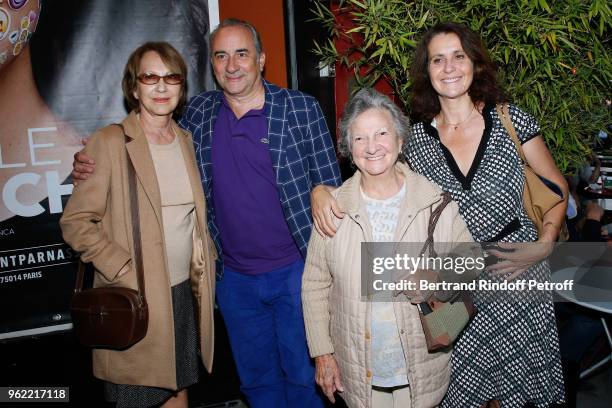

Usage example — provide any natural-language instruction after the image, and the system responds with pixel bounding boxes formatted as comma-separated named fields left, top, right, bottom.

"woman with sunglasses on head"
left=60, top=42, right=216, bottom=408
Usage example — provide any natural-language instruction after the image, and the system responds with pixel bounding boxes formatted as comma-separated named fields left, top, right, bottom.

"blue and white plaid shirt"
left=179, top=81, right=341, bottom=277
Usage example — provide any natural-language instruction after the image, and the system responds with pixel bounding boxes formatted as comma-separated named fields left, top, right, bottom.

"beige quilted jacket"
left=302, top=163, right=476, bottom=408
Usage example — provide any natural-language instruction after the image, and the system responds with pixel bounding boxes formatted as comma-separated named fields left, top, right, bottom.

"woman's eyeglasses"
left=137, top=73, right=184, bottom=85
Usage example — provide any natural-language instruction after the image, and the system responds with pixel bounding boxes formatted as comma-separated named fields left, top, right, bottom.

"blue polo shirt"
left=179, top=81, right=343, bottom=279
left=210, top=97, right=301, bottom=274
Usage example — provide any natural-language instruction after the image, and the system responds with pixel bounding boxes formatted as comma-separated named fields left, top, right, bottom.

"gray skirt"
left=104, top=279, right=200, bottom=408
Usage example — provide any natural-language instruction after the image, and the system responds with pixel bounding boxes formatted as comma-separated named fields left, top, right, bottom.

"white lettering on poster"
left=0, top=144, right=26, bottom=168
left=0, top=228, right=15, bottom=236
left=0, top=246, right=74, bottom=269
left=1, top=127, right=73, bottom=217
left=2, top=171, right=73, bottom=216
left=0, top=271, right=43, bottom=284
left=28, top=128, right=61, bottom=166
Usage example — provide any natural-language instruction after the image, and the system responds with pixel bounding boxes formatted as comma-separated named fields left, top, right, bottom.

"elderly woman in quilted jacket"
left=302, top=88, right=479, bottom=408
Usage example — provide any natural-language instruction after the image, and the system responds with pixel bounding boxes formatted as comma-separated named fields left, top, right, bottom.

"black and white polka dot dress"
left=406, top=104, right=565, bottom=407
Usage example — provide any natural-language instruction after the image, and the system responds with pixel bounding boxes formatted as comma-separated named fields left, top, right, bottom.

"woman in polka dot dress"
left=404, top=23, right=567, bottom=407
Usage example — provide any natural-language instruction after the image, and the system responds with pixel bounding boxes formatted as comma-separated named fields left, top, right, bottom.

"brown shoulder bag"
left=496, top=103, right=566, bottom=240
left=70, top=125, right=148, bottom=349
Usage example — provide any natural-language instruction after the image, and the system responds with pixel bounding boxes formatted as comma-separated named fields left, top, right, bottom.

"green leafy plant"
left=312, top=0, right=611, bottom=172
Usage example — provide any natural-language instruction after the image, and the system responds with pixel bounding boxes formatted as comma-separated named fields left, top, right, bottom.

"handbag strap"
left=496, top=103, right=527, bottom=164
left=74, top=124, right=146, bottom=306
left=419, top=192, right=453, bottom=258
left=74, top=257, right=86, bottom=293
left=120, top=124, right=146, bottom=305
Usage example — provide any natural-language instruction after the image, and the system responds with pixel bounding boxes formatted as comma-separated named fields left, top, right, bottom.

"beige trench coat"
left=302, top=163, right=478, bottom=408
left=60, top=112, right=216, bottom=390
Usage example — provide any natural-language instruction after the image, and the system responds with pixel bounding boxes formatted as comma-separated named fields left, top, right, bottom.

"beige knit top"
left=148, top=135, right=195, bottom=286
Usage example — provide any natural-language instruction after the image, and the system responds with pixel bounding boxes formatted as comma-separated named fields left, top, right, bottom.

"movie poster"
left=0, top=0, right=216, bottom=339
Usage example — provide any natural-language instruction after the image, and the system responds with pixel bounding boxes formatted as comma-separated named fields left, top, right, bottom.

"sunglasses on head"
left=137, top=73, right=184, bottom=85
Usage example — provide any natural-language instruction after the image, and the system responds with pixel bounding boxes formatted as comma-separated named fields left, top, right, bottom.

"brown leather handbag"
left=70, top=127, right=148, bottom=350
left=496, top=103, right=566, bottom=239
left=417, top=193, right=477, bottom=352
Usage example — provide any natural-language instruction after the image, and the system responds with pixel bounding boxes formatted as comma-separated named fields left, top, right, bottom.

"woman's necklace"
left=440, top=104, right=475, bottom=130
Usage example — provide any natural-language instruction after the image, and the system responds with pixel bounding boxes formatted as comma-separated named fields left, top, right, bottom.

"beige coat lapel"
left=122, top=112, right=163, bottom=228
left=174, top=123, right=216, bottom=372
left=175, top=123, right=207, bottom=235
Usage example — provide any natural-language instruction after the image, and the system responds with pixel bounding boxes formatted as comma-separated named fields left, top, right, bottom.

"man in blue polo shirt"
left=179, top=19, right=341, bottom=407
left=72, top=18, right=341, bottom=408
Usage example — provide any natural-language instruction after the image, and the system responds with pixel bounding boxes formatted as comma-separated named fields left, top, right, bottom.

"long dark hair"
left=410, top=22, right=505, bottom=122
